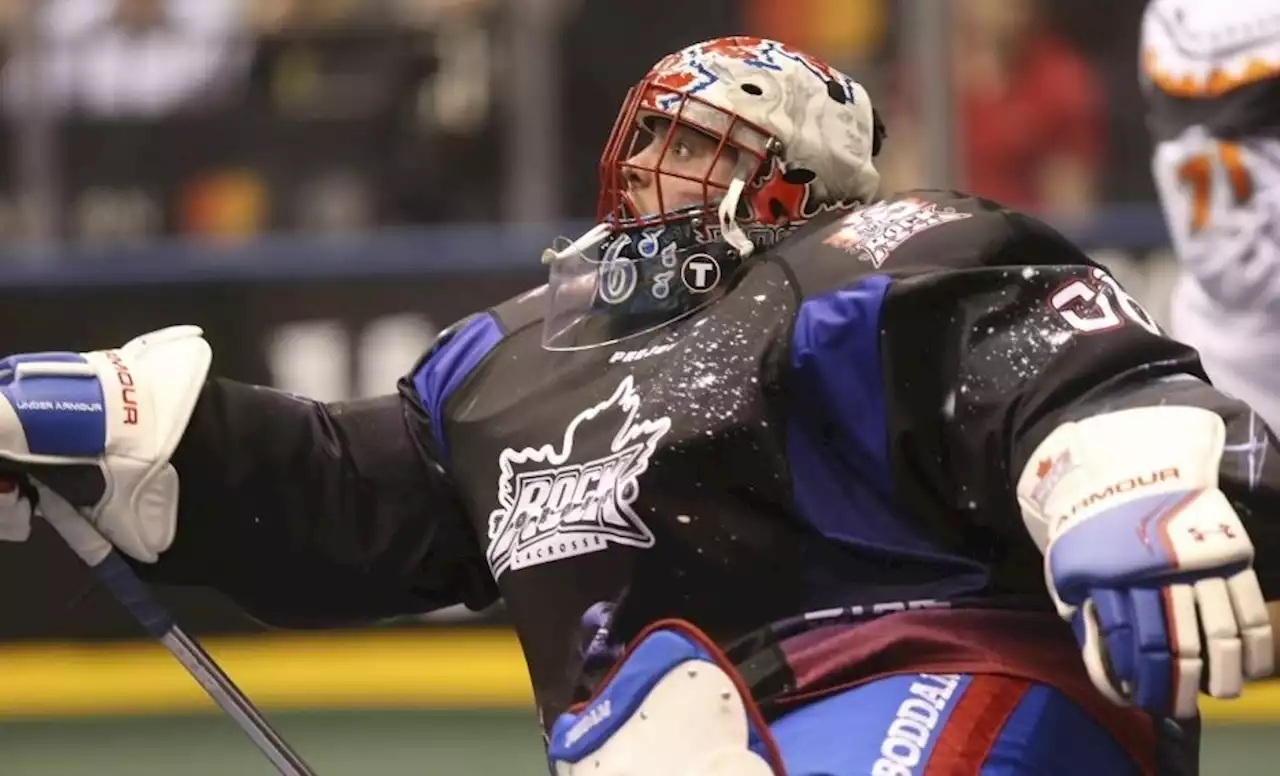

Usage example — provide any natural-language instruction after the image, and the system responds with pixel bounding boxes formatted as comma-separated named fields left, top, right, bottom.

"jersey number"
left=1176, top=141, right=1254, bottom=233
left=1050, top=268, right=1162, bottom=336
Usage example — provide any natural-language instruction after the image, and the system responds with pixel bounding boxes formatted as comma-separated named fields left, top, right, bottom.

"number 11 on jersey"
left=1175, top=140, right=1255, bottom=233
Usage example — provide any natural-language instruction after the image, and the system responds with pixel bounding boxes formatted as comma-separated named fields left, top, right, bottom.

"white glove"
left=0, top=326, right=212, bottom=562
left=0, top=475, right=31, bottom=541
left=1018, top=405, right=1274, bottom=719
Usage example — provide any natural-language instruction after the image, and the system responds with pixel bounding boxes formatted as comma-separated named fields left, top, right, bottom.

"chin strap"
left=544, top=222, right=612, bottom=266
left=717, top=158, right=757, bottom=259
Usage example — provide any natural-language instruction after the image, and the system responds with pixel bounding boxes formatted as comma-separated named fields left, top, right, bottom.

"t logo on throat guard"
left=681, top=254, right=721, bottom=293
left=486, top=377, right=670, bottom=579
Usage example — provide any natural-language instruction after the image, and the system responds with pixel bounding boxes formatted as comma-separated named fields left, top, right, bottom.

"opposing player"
left=1141, top=0, right=1280, bottom=429
left=1, top=37, right=1278, bottom=774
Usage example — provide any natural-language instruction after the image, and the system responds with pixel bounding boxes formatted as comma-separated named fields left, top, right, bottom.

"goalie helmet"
left=542, top=36, right=885, bottom=350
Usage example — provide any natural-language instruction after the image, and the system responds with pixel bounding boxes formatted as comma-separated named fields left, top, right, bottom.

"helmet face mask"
left=596, top=36, right=882, bottom=246
left=599, top=82, right=773, bottom=231
left=541, top=36, right=884, bottom=352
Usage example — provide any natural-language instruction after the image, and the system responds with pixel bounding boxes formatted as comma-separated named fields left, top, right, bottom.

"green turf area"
left=0, top=710, right=547, bottom=776
left=0, top=711, right=1276, bottom=774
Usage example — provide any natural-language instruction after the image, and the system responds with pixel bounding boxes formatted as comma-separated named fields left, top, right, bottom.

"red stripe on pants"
left=922, top=675, right=1031, bottom=775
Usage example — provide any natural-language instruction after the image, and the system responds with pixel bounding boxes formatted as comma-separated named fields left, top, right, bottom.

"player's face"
left=622, top=118, right=738, bottom=218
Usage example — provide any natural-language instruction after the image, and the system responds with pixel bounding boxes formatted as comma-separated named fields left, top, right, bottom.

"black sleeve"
left=132, top=377, right=499, bottom=628
left=880, top=262, right=1280, bottom=600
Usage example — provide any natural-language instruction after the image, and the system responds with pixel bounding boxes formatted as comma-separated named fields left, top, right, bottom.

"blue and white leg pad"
left=548, top=621, right=784, bottom=776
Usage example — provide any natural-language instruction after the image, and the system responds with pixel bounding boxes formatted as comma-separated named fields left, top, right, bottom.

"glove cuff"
left=85, top=326, right=212, bottom=561
left=1015, top=405, right=1227, bottom=552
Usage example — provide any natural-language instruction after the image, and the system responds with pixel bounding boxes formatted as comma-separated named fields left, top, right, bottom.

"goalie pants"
left=769, top=672, right=1144, bottom=775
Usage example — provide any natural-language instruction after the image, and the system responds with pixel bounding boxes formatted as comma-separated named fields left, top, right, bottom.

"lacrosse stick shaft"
left=3, top=458, right=318, bottom=774
left=88, top=550, right=318, bottom=776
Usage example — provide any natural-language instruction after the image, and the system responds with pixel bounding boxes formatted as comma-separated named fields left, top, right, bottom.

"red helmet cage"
left=597, top=79, right=776, bottom=229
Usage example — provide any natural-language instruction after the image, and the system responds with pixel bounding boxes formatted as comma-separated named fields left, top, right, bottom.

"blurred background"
left=0, top=0, right=1273, bottom=773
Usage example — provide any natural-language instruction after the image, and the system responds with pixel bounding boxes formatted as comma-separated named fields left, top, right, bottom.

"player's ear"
left=871, top=109, right=887, bottom=158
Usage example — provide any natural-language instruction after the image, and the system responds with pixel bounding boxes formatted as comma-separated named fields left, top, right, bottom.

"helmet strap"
left=717, top=154, right=760, bottom=259
left=543, top=222, right=611, bottom=266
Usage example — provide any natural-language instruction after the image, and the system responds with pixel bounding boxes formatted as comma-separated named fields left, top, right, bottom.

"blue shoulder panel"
left=410, top=313, right=504, bottom=458
left=787, top=275, right=968, bottom=565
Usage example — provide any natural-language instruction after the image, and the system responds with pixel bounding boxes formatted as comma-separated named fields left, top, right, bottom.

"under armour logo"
left=1188, top=524, right=1238, bottom=542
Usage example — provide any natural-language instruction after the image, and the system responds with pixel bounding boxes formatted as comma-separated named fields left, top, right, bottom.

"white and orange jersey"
left=1142, top=0, right=1280, bottom=312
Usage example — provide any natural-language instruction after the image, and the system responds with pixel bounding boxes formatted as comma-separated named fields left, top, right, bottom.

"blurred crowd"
left=747, top=0, right=1151, bottom=218
left=0, top=0, right=499, bottom=242
left=0, top=0, right=1151, bottom=245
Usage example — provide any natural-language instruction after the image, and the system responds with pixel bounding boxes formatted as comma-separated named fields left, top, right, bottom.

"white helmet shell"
left=639, top=37, right=882, bottom=206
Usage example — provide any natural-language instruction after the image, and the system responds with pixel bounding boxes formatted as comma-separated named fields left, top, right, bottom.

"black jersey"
left=146, top=190, right=1280, bottom=749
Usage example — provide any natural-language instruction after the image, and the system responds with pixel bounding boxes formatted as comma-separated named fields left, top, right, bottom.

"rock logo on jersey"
left=823, top=197, right=972, bottom=267
left=486, top=377, right=670, bottom=579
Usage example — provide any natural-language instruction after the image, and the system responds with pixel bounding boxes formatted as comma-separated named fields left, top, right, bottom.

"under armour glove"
left=1016, top=405, right=1274, bottom=719
left=0, top=326, right=211, bottom=562
left=0, top=474, right=30, bottom=541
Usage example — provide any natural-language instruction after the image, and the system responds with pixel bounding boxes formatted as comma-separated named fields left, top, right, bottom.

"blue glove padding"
left=1049, top=486, right=1271, bottom=718
left=0, top=351, right=111, bottom=544
left=0, top=351, right=112, bottom=460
